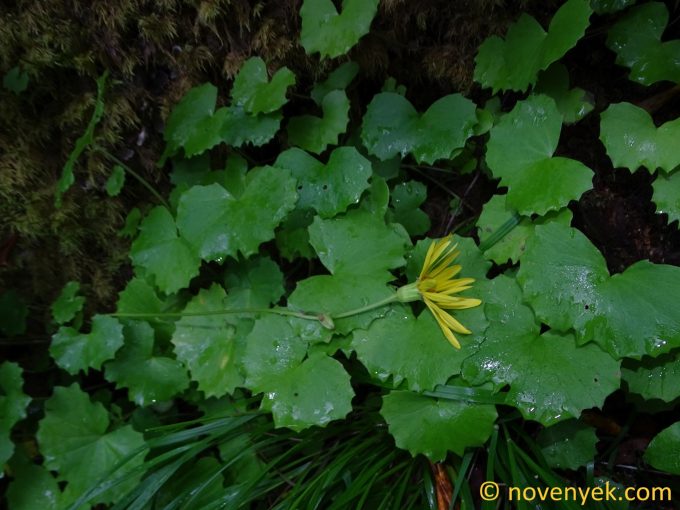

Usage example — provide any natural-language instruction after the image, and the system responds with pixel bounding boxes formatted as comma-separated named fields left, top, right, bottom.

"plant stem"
left=93, top=146, right=170, bottom=209
left=331, top=294, right=399, bottom=319
left=478, top=213, right=521, bottom=252
left=112, top=307, right=320, bottom=321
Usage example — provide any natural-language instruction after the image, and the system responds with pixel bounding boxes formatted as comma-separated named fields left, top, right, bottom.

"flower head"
left=398, top=235, right=481, bottom=348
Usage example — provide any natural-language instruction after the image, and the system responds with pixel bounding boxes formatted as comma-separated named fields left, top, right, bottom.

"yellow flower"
left=398, top=235, right=482, bottom=348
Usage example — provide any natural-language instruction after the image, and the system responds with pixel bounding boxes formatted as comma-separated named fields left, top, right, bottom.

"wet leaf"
left=287, top=90, right=350, bottom=154
left=486, top=95, right=593, bottom=215
left=361, top=92, right=477, bottom=164
left=652, top=169, right=680, bottom=225
left=623, top=352, right=680, bottom=403
left=645, top=422, right=680, bottom=475
left=381, top=390, right=497, bottom=461
left=275, top=147, right=371, bottom=218
left=537, top=420, right=598, bottom=470
left=50, top=315, right=124, bottom=374
left=474, top=0, right=592, bottom=92
left=129, top=206, right=201, bottom=294
left=224, top=256, right=285, bottom=309
left=51, top=281, right=85, bottom=325
left=36, top=384, right=147, bottom=504
left=590, top=0, right=634, bottom=13
left=6, top=452, right=63, bottom=510
left=0, top=362, right=31, bottom=468
left=389, top=180, right=430, bottom=236
left=105, top=321, right=190, bottom=406
left=230, top=57, right=295, bottom=115
left=535, top=63, right=594, bottom=123
left=600, top=102, right=680, bottom=173
left=311, top=62, right=359, bottom=104
left=607, top=2, right=680, bottom=85
left=300, top=0, right=380, bottom=58
left=176, top=166, right=297, bottom=261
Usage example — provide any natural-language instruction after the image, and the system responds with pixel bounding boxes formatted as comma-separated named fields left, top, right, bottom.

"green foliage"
left=105, top=165, right=125, bottom=197
left=652, top=169, right=680, bottom=226
left=623, top=352, right=680, bottom=402
left=381, top=390, right=497, bottom=461
left=535, top=63, right=594, bottom=124
left=600, top=102, right=680, bottom=173
left=0, top=290, right=28, bottom=336
left=300, top=0, right=380, bottom=58
left=36, top=384, right=148, bottom=505
left=361, top=92, right=477, bottom=164
left=0, top=362, right=31, bottom=469
left=287, top=90, right=350, bottom=154
left=644, top=422, right=680, bottom=475
left=474, top=0, right=592, bottom=92
left=51, top=281, right=85, bottom=325
left=389, top=180, right=431, bottom=236
left=50, top=315, right=124, bottom=374
left=590, top=0, right=634, bottom=13
left=230, top=57, right=296, bottom=114
left=311, top=62, right=359, bottom=104
left=537, top=420, right=598, bottom=470
left=6, top=452, right=64, bottom=510
left=607, top=2, right=680, bottom=85
left=486, top=95, right=593, bottom=215
left=3, top=66, right=29, bottom=94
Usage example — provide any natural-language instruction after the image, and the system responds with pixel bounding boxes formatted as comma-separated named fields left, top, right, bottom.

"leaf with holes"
left=474, top=0, right=592, bottom=92
left=50, top=315, right=124, bottom=374
left=36, top=384, right=147, bottom=504
left=652, top=169, right=680, bottom=225
left=361, top=92, right=478, bottom=164
left=607, top=2, right=680, bottom=85
left=275, top=147, right=371, bottom=218
left=287, top=90, right=350, bottom=154
left=300, top=0, right=380, bottom=58
left=230, top=57, right=295, bottom=115
left=171, top=285, right=246, bottom=397
left=486, top=95, right=593, bottom=215
left=105, top=321, right=190, bottom=406
left=176, top=166, right=297, bottom=262
left=381, top=390, right=497, bottom=461
left=600, top=102, right=680, bottom=173
left=130, top=206, right=201, bottom=294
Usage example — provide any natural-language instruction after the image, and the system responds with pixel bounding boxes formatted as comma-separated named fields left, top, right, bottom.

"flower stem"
left=478, top=213, right=521, bottom=252
left=331, top=294, right=399, bottom=319
left=112, top=308, right=320, bottom=321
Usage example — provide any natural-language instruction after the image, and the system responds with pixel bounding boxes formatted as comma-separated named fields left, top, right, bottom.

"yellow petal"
left=429, top=302, right=471, bottom=334
left=425, top=301, right=461, bottom=349
left=421, top=237, right=453, bottom=278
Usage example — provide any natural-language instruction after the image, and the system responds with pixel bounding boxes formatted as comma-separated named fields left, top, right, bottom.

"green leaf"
left=177, top=166, right=297, bottom=262
left=622, top=352, right=680, bottom=403
left=242, top=315, right=308, bottom=389
left=119, top=207, right=142, bottom=238
left=589, top=261, right=680, bottom=359
left=155, top=457, right=226, bottom=509
left=224, top=256, right=285, bottom=309
left=308, top=208, right=410, bottom=277
left=287, top=90, right=350, bottom=154
left=219, top=106, right=282, bottom=150
left=116, top=277, right=165, bottom=315
left=171, top=285, right=244, bottom=397
left=590, top=0, right=634, bottom=13
left=56, top=71, right=108, bottom=207
left=259, top=351, right=353, bottom=431
left=537, top=420, right=598, bottom=470
left=517, top=222, right=608, bottom=334
left=6, top=453, right=63, bottom=510
left=486, top=95, right=593, bottom=215
left=645, top=422, right=680, bottom=475
left=351, top=306, right=482, bottom=392
left=535, top=63, right=594, bottom=124
left=230, top=57, right=295, bottom=114
left=518, top=223, right=680, bottom=358
left=3, top=66, right=29, bottom=94
left=275, top=147, right=371, bottom=218
left=361, top=92, right=478, bottom=164
left=311, top=61, right=359, bottom=104
left=130, top=206, right=201, bottom=294
left=105, top=164, right=125, bottom=196
left=463, top=276, right=619, bottom=425
left=600, top=102, right=680, bottom=173
left=380, top=390, right=497, bottom=461
left=389, top=180, right=431, bottom=236
left=300, top=0, right=380, bottom=59
left=0, top=290, right=28, bottom=336
left=0, top=362, right=31, bottom=468
left=51, top=281, right=85, bottom=325
left=474, top=0, right=592, bottom=92
left=606, top=2, right=680, bottom=85
left=275, top=208, right=316, bottom=261
left=652, top=169, right=680, bottom=225
left=477, top=194, right=572, bottom=264
left=288, top=274, right=395, bottom=335
left=36, top=384, right=147, bottom=504
left=50, top=315, right=124, bottom=375
left=105, top=321, right=190, bottom=406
